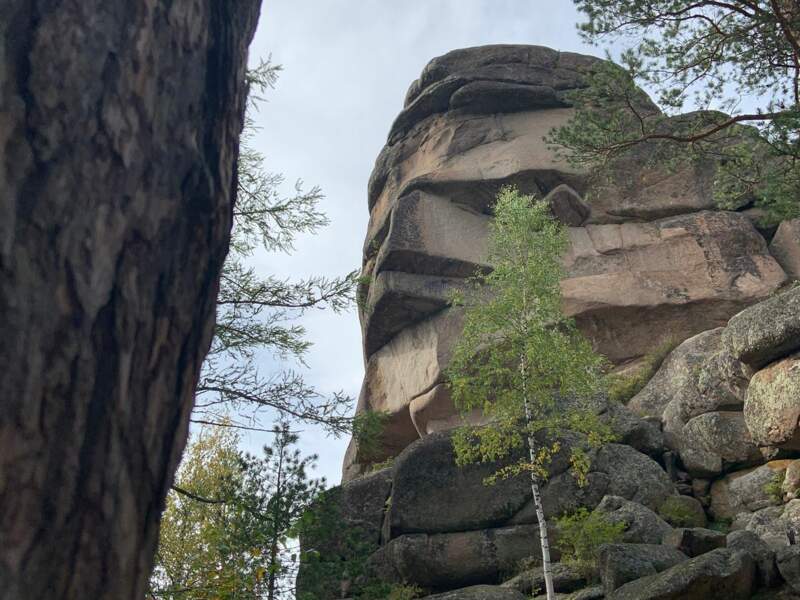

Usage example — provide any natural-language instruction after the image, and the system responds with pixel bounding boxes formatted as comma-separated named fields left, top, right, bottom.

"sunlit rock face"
left=343, top=44, right=786, bottom=481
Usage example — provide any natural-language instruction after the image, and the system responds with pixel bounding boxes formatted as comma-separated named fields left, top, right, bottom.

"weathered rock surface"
left=778, top=546, right=800, bottom=593
left=657, top=495, right=708, bottom=528
left=387, top=433, right=673, bottom=537
left=727, top=529, right=780, bottom=589
left=710, top=461, right=789, bottom=520
left=629, top=328, right=751, bottom=431
left=562, top=211, right=784, bottom=365
left=344, top=44, right=789, bottom=479
left=771, top=219, right=800, bottom=279
left=608, top=548, right=754, bottom=599
left=732, top=499, right=800, bottom=549
left=723, top=286, right=800, bottom=369
left=424, top=585, right=527, bottom=600
left=501, top=563, right=585, bottom=595
left=676, top=411, right=764, bottom=477
left=387, top=431, right=530, bottom=536
left=370, top=524, right=542, bottom=590
left=593, top=495, right=673, bottom=545
left=663, top=527, right=727, bottom=558
left=745, top=353, right=800, bottom=449
left=598, top=543, right=687, bottom=593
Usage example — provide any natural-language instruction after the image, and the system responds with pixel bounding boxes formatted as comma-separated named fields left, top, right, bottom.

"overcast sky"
left=243, top=1, right=601, bottom=485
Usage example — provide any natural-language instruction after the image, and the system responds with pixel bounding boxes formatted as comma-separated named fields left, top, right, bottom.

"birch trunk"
left=521, top=351, right=555, bottom=600
left=0, top=1, right=260, bottom=598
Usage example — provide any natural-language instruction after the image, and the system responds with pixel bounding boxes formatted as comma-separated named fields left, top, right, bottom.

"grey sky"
left=244, top=1, right=600, bottom=485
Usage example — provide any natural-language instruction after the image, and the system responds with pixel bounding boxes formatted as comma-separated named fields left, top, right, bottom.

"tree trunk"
left=0, top=2, right=260, bottom=598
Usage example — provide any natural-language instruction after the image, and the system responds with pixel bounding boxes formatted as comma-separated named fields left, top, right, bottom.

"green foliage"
left=368, top=457, right=395, bottom=473
left=657, top=497, right=700, bottom=528
left=352, top=410, right=392, bottom=464
left=606, top=338, right=677, bottom=404
left=555, top=508, right=625, bottom=580
left=195, top=58, right=358, bottom=435
left=550, top=2, right=800, bottom=223
left=764, top=470, right=787, bottom=505
left=707, top=519, right=732, bottom=534
left=447, top=186, right=614, bottom=486
left=356, top=583, right=424, bottom=600
left=149, top=423, right=325, bottom=599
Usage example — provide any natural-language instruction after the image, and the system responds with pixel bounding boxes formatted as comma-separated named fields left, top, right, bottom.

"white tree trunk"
left=524, top=396, right=555, bottom=600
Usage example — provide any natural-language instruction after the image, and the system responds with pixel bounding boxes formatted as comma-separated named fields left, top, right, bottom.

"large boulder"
left=709, top=461, right=789, bottom=520
left=608, top=548, right=755, bottom=600
left=387, top=431, right=530, bottom=536
left=593, top=495, right=673, bottom=545
left=733, top=499, right=800, bottom=549
left=424, top=586, right=527, bottom=600
left=727, top=530, right=780, bottom=589
left=387, top=431, right=674, bottom=537
left=723, top=285, right=800, bottom=369
left=777, top=546, right=800, bottom=593
left=628, top=328, right=758, bottom=476
left=674, top=411, right=764, bottom=478
left=598, top=543, right=687, bottom=593
left=344, top=43, right=789, bottom=480
left=509, top=443, right=677, bottom=526
left=562, top=211, right=785, bottom=364
left=662, top=527, right=727, bottom=558
left=770, top=219, right=800, bottom=279
left=628, top=328, right=751, bottom=430
left=744, top=353, right=800, bottom=449
left=369, top=524, right=542, bottom=590
left=501, top=562, right=585, bottom=595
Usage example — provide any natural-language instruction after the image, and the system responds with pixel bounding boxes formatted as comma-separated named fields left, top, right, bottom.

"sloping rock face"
left=346, top=44, right=786, bottom=479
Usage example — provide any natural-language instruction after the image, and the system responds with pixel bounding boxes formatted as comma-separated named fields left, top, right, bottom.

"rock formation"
left=345, top=44, right=787, bottom=480
left=298, top=44, right=800, bottom=600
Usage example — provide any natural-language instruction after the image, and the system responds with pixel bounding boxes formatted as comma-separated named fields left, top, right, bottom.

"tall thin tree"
left=447, top=187, right=613, bottom=600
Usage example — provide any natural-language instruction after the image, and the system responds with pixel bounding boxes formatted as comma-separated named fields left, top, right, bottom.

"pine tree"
left=447, top=187, right=613, bottom=600
left=193, top=60, right=358, bottom=436
left=551, top=1, right=800, bottom=223
left=149, top=424, right=324, bottom=600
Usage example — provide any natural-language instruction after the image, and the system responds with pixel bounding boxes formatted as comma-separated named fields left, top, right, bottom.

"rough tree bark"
left=0, top=1, right=261, bottom=598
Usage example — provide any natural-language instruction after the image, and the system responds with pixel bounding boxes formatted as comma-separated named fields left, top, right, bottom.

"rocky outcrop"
left=723, top=286, right=800, bottom=369
left=304, top=43, right=800, bottom=600
left=771, top=219, right=800, bottom=279
left=346, top=44, right=787, bottom=478
left=744, top=353, right=800, bottom=449
left=598, top=543, right=687, bottom=593
left=608, top=548, right=755, bottom=599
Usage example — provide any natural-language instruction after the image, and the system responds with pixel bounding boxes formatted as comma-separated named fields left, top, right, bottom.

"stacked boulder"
left=301, top=44, right=800, bottom=599
left=344, top=44, right=786, bottom=481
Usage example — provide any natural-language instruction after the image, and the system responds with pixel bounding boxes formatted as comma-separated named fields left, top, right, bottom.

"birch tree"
left=447, top=187, right=612, bottom=600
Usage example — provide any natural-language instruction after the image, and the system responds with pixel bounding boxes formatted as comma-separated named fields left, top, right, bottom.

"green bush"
left=764, top=470, right=787, bottom=504
left=358, top=582, right=424, bottom=600
left=606, top=338, right=678, bottom=404
left=555, top=508, right=625, bottom=580
left=657, top=496, right=702, bottom=528
left=707, top=519, right=732, bottom=534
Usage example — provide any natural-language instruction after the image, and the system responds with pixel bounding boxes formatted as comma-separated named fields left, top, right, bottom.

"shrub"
left=764, top=470, right=787, bottom=504
left=358, top=583, right=424, bottom=600
left=555, top=508, right=625, bottom=580
left=707, top=519, right=732, bottom=534
left=658, top=496, right=702, bottom=528
left=606, top=338, right=678, bottom=404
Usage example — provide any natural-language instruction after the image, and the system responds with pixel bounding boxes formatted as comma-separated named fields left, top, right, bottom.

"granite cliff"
left=299, top=45, right=800, bottom=600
